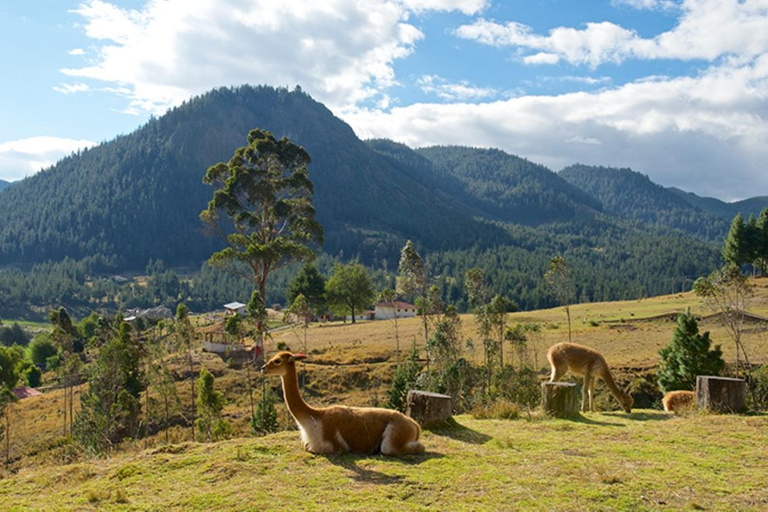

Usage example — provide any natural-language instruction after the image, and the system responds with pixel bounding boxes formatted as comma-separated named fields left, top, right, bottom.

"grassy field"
left=2, top=279, right=768, bottom=510
left=2, top=411, right=767, bottom=511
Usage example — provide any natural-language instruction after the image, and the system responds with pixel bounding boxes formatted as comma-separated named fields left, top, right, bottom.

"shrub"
left=27, top=334, right=58, bottom=368
left=749, top=366, right=768, bottom=411
left=471, top=400, right=520, bottom=420
left=387, top=344, right=421, bottom=412
left=24, top=365, right=42, bottom=387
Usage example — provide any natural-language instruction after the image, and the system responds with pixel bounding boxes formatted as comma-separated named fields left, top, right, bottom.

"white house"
left=224, top=302, right=247, bottom=316
left=374, top=301, right=417, bottom=320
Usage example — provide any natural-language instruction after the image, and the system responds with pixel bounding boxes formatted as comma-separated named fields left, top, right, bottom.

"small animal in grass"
left=662, top=390, right=695, bottom=413
left=547, top=342, right=633, bottom=413
left=261, top=351, right=424, bottom=455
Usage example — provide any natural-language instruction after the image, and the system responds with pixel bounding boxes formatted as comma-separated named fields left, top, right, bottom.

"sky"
left=1, top=0, right=767, bottom=201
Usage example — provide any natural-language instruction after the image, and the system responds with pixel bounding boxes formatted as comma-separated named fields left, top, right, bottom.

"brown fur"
left=547, top=342, right=633, bottom=413
left=262, top=351, right=424, bottom=455
left=662, top=390, right=695, bottom=413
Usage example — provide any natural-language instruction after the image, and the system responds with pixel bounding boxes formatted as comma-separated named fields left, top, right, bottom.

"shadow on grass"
left=564, top=413, right=624, bottom=427
left=622, top=411, right=673, bottom=422
left=323, top=450, right=443, bottom=484
left=562, top=410, right=672, bottom=425
left=425, top=417, right=492, bottom=445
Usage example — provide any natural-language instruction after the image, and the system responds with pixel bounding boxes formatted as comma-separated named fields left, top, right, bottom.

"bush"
left=471, top=400, right=520, bottom=420
left=387, top=344, right=421, bottom=413
left=749, top=366, right=768, bottom=411
left=492, top=365, right=541, bottom=412
left=24, top=365, right=42, bottom=387
left=0, top=323, right=30, bottom=346
left=27, top=334, right=58, bottom=368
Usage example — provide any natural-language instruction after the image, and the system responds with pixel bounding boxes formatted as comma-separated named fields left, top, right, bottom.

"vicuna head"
left=619, top=393, right=634, bottom=414
left=261, top=351, right=306, bottom=377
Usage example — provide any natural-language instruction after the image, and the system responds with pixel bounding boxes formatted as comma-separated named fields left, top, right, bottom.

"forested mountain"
left=418, top=146, right=602, bottom=225
left=668, top=188, right=768, bottom=220
left=0, top=180, right=10, bottom=192
left=559, top=164, right=729, bottom=240
left=0, top=86, right=509, bottom=270
left=0, top=85, right=730, bottom=315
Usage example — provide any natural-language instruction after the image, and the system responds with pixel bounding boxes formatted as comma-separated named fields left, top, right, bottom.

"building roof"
left=376, top=301, right=416, bottom=309
left=224, top=302, right=247, bottom=310
left=12, top=386, right=42, bottom=399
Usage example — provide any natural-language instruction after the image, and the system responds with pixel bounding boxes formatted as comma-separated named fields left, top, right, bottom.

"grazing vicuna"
left=261, top=351, right=425, bottom=455
left=547, top=342, right=633, bottom=413
left=662, top=390, right=695, bottom=413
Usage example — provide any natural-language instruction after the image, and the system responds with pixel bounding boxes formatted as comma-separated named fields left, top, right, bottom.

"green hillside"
left=419, top=146, right=602, bottom=225
left=559, top=164, right=729, bottom=241
left=0, top=86, right=508, bottom=270
left=667, top=187, right=768, bottom=221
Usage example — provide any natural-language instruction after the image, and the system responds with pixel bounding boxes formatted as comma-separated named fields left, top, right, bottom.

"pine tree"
left=251, top=385, right=279, bottom=435
left=195, top=368, right=226, bottom=442
left=658, top=311, right=725, bottom=393
left=286, top=263, right=326, bottom=316
left=722, top=213, right=747, bottom=266
left=756, top=208, right=768, bottom=274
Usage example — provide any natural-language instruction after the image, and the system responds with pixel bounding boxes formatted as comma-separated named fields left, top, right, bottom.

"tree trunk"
left=696, top=375, right=746, bottom=413
left=542, top=382, right=579, bottom=417
left=406, top=390, right=452, bottom=427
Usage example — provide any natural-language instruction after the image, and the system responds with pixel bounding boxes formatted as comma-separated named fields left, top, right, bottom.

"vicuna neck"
left=279, top=365, right=315, bottom=421
left=600, top=366, right=624, bottom=401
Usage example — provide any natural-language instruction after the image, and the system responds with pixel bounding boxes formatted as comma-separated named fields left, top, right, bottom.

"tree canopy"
left=201, top=128, right=323, bottom=305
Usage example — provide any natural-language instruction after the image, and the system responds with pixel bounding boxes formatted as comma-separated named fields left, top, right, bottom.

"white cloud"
left=611, top=0, right=677, bottom=10
left=343, top=57, right=768, bottom=200
left=53, top=82, right=91, bottom=94
left=456, top=0, right=768, bottom=68
left=402, top=0, right=487, bottom=15
left=62, top=0, right=481, bottom=116
left=0, top=137, right=97, bottom=181
left=68, top=48, right=86, bottom=56
left=417, top=75, right=497, bottom=101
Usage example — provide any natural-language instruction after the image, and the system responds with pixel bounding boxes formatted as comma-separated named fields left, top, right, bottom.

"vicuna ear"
left=290, top=353, right=307, bottom=362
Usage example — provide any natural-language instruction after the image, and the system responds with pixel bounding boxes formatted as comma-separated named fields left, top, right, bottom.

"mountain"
left=417, top=146, right=602, bottom=225
left=0, top=85, right=724, bottom=314
left=559, top=164, right=729, bottom=241
left=0, top=86, right=511, bottom=269
left=0, top=180, right=10, bottom=192
left=668, top=188, right=768, bottom=221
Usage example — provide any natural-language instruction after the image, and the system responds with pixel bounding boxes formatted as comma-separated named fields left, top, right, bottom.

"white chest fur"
left=297, top=416, right=334, bottom=454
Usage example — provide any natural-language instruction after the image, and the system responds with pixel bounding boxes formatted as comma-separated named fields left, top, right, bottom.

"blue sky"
left=2, top=0, right=767, bottom=201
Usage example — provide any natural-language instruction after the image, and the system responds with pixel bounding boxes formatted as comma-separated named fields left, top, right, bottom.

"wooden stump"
left=406, top=390, right=452, bottom=427
left=542, top=382, right=579, bottom=417
left=696, top=376, right=746, bottom=413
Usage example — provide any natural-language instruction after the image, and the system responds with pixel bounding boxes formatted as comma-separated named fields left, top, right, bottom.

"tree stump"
left=406, top=390, right=452, bottom=427
left=696, top=376, right=746, bottom=413
left=542, top=382, right=579, bottom=417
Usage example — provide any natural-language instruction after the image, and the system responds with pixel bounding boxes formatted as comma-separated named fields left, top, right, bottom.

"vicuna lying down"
left=261, top=351, right=424, bottom=455
left=547, top=342, right=633, bottom=413
left=662, top=390, right=695, bottom=413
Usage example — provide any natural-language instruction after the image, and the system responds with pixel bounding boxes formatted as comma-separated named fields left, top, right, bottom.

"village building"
left=224, top=301, right=247, bottom=316
left=374, top=300, right=417, bottom=320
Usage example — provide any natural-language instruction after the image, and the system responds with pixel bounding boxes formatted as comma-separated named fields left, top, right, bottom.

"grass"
left=1, top=411, right=767, bottom=511
left=4, top=278, right=768, bottom=509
